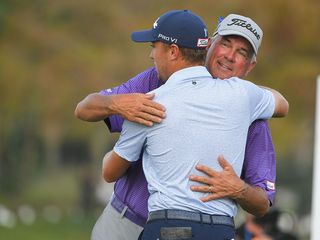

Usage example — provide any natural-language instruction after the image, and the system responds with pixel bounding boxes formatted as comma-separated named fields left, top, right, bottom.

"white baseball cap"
left=213, top=14, right=263, bottom=55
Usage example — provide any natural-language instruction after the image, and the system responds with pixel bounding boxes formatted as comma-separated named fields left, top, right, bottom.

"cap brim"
left=131, top=30, right=156, bottom=42
left=217, top=29, right=258, bottom=55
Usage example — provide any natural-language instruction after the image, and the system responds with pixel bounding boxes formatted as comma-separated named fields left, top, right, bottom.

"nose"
left=149, top=50, right=154, bottom=60
left=224, top=49, right=236, bottom=62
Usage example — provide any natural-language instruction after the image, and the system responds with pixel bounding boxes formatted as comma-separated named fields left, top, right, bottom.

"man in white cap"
left=206, top=14, right=262, bottom=79
left=102, top=10, right=287, bottom=240
left=75, top=13, right=283, bottom=240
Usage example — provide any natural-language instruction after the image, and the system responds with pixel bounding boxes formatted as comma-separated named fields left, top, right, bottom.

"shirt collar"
left=166, top=66, right=212, bottom=85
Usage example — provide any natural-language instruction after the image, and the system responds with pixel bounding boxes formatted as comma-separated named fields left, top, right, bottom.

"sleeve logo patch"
left=266, top=181, right=275, bottom=190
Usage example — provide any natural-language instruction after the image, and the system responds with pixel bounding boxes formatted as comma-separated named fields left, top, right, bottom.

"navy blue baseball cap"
left=131, top=10, right=209, bottom=49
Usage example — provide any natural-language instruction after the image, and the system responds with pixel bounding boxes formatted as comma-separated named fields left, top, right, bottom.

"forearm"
left=189, top=156, right=269, bottom=217
left=102, top=151, right=112, bottom=173
left=102, top=151, right=130, bottom=183
left=75, top=92, right=165, bottom=126
left=75, top=93, right=115, bottom=122
left=234, top=182, right=270, bottom=217
left=259, top=86, right=289, bottom=117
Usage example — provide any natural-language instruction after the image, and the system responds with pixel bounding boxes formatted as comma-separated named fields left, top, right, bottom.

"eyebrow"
left=223, top=36, right=251, bottom=55
left=239, top=47, right=250, bottom=54
left=221, top=37, right=231, bottom=44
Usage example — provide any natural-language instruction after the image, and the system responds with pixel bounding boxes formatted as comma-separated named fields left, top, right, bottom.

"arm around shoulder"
left=102, top=151, right=130, bottom=183
left=75, top=92, right=166, bottom=126
left=271, top=89, right=289, bottom=117
left=260, top=86, right=289, bottom=118
left=74, top=93, right=115, bottom=122
left=234, top=182, right=270, bottom=217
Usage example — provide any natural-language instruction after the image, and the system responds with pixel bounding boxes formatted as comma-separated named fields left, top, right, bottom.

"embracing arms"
left=263, top=86, right=289, bottom=118
left=102, top=151, right=130, bottom=183
left=75, top=92, right=166, bottom=126
left=189, top=120, right=276, bottom=217
left=75, top=68, right=280, bottom=217
left=189, top=156, right=270, bottom=217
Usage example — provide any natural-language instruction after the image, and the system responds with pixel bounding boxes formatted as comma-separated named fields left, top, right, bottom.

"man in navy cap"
left=101, top=10, right=288, bottom=240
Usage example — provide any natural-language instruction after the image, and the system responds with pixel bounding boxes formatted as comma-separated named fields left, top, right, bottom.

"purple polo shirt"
left=100, top=67, right=276, bottom=226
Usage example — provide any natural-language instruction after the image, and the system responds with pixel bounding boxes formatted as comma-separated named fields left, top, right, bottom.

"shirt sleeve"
left=242, top=80, right=275, bottom=122
left=99, top=67, right=160, bottom=132
left=113, top=119, right=148, bottom=162
left=241, top=120, right=276, bottom=205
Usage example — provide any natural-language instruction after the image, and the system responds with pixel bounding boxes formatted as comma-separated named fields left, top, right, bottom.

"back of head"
left=214, top=14, right=263, bottom=56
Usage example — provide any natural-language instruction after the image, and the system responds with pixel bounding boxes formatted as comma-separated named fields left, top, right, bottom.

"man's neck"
left=165, top=61, right=203, bottom=82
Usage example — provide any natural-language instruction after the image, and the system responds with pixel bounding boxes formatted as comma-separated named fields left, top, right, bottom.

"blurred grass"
left=0, top=168, right=80, bottom=208
left=0, top=215, right=94, bottom=240
left=0, top=168, right=102, bottom=239
left=23, top=168, right=79, bottom=207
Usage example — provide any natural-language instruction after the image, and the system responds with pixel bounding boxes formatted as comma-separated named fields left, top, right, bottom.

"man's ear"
left=245, top=61, right=257, bottom=77
left=206, top=38, right=212, bottom=50
left=168, top=44, right=180, bottom=61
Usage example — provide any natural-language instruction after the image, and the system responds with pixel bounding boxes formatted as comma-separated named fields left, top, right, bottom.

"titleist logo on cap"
left=227, top=18, right=261, bottom=40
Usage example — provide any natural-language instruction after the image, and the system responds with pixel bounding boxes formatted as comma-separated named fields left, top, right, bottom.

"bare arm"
left=189, top=155, right=269, bottom=217
left=102, top=150, right=131, bottom=183
left=74, top=92, right=166, bottom=126
left=260, top=86, right=289, bottom=118
left=234, top=182, right=269, bottom=217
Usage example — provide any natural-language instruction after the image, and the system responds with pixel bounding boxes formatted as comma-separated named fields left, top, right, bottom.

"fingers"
left=189, top=174, right=212, bottom=185
left=144, top=93, right=155, bottom=99
left=143, top=97, right=166, bottom=113
left=217, top=154, right=231, bottom=170
left=200, top=195, right=216, bottom=202
left=190, top=185, right=220, bottom=202
left=124, top=94, right=166, bottom=126
left=208, top=185, right=214, bottom=192
left=194, top=164, right=217, bottom=177
left=140, top=93, right=166, bottom=119
left=142, top=105, right=166, bottom=119
left=127, top=113, right=161, bottom=126
left=193, top=155, right=231, bottom=176
left=190, top=184, right=214, bottom=193
left=190, top=184, right=226, bottom=202
left=132, top=104, right=166, bottom=126
left=133, top=117, right=154, bottom=127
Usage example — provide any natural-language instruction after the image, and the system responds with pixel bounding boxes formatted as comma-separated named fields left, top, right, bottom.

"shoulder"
left=132, top=66, right=158, bottom=81
left=127, top=67, right=161, bottom=91
left=112, top=67, right=160, bottom=94
left=229, top=77, right=257, bottom=88
left=219, top=77, right=254, bottom=89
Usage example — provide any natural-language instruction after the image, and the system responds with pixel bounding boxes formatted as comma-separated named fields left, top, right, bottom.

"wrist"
left=234, top=180, right=248, bottom=200
left=108, top=95, right=119, bottom=115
